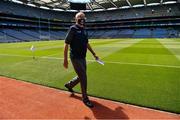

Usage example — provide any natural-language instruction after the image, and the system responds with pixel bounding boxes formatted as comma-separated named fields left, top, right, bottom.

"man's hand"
left=87, top=43, right=99, bottom=60
left=93, top=54, right=99, bottom=60
left=63, top=59, right=68, bottom=69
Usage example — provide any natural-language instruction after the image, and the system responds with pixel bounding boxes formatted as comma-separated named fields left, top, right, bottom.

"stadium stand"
left=0, top=0, right=179, bottom=42
left=0, top=1, right=74, bottom=21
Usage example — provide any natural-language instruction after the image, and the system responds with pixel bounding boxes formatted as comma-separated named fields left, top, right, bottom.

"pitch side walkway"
left=0, top=77, right=179, bottom=119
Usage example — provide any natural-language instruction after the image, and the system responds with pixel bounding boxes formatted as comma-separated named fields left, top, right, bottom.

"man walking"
left=63, top=12, right=98, bottom=108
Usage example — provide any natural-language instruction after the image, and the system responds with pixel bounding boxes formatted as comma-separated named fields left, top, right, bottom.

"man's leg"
left=65, top=76, right=80, bottom=89
left=65, top=59, right=86, bottom=93
left=71, top=59, right=88, bottom=99
left=66, top=58, right=93, bottom=107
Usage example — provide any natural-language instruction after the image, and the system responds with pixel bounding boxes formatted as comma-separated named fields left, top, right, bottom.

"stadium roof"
left=9, top=0, right=178, bottom=11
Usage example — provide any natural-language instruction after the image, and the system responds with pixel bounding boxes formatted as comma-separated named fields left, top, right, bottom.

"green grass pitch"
left=0, top=38, right=180, bottom=113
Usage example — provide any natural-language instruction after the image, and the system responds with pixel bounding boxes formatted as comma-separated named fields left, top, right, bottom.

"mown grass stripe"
left=0, top=38, right=180, bottom=113
left=1, top=54, right=180, bottom=69
left=158, top=39, right=180, bottom=60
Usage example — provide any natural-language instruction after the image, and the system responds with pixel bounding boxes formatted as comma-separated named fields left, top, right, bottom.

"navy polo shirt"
left=65, top=24, right=88, bottom=59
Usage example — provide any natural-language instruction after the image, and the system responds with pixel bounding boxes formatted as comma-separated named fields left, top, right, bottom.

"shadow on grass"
left=70, top=94, right=129, bottom=119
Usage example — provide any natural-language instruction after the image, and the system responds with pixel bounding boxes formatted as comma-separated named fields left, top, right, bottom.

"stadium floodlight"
left=163, top=1, right=177, bottom=4
left=27, top=3, right=36, bottom=7
left=66, top=9, right=78, bottom=12
left=147, top=3, right=160, bottom=6
left=94, top=9, right=105, bottom=11
left=120, top=6, right=131, bottom=9
left=68, top=0, right=91, bottom=3
left=11, top=0, right=23, bottom=4
left=133, top=4, right=144, bottom=8
left=53, top=8, right=64, bottom=11
left=107, top=7, right=117, bottom=10
left=40, top=6, right=50, bottom=9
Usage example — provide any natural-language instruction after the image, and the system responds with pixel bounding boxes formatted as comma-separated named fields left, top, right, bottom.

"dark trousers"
left=67, top=58, right=88, bottom=99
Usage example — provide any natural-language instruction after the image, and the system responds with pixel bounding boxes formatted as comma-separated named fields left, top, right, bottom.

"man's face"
left=76, top=13, right=86, bottom=26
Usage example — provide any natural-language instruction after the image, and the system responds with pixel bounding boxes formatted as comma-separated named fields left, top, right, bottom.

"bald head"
left=75, top=12, right=86, bottom=27
left=75, top=12, right=85, bottom=19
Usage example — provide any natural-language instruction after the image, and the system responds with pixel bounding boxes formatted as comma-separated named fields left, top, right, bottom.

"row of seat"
left=0, top=28, right=179, bottom=43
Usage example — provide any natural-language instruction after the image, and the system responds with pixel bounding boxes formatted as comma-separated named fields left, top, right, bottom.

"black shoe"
left=83, top=99, right=94, bottom=108
left=65, top=84, right=74, bottom=93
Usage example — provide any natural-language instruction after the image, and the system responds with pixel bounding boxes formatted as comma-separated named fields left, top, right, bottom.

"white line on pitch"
left=1, top=54, right=180, bottom=69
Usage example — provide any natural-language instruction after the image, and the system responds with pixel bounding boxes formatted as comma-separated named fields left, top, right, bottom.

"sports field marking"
left=101, top=61, right=180, bottom=69
left=1, top=54, right=180, bottom=69
left=0, top=39, right=142, bottom=66
left=1, top=39, right=180, bottom=113
left=33, top=45, right=63, bottom=50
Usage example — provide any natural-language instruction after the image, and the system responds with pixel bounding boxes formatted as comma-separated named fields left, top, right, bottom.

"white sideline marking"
left=1, top=54, right=180, bottom=69
left=103, top=61, right=180, bottom=69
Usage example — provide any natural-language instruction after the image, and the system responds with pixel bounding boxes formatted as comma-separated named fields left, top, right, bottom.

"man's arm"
left=64, top=27, right=74, bottom=69
left=87, top=43, right=99, bottom=60
left=63, top=43, right=69, bottom=69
